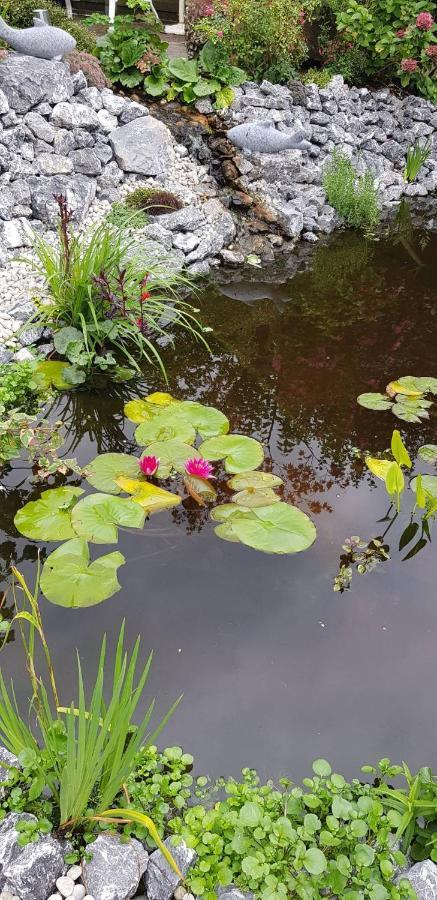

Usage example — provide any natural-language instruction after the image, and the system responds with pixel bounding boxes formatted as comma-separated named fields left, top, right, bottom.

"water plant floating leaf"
left=169, top=401, right=230, bottom=440
left=14, top=487, right=84, bottom=541
left=386, top=380, right=423, bottom=398
left=227, top=472, right=284, bottom=490
left=71, top=493, right=145, bottom=544
left=29, top=360, right=84, bottom=391
left=395, top=376, right=437, bottom=394
left=233, top=488, right=280, bottom=508
left=40, top=538, right=125, bottom=607
left=141, top=441, right=201, bottom=479
left=115, top=477, right=182, bottom=514
left=135, top=415, right=196, bottom=447
left=124, top=392, right=176, bottom=424
left=365, top=458, right=393, bottom=481
left=211, top=502, right=316, bottom=554
left=357, top=376, right=437, bottom=423
left=184, top=475, right=217, bottom=505
left=86, top=453, right=144, bottom=494
left=357, top=393, right=392, bottom=411
left=199, top=435, right=264, bottom=474
left=418, top=445, right=437, bottom=463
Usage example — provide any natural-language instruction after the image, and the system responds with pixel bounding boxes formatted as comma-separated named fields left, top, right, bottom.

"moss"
left=106, top=202, right=148, bottom=229
left=124, top=188, right=184, bottom=216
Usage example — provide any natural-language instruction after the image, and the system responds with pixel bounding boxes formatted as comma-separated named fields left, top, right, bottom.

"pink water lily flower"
left=139, top=455, right=160, bottom=476
left=185, top=457, right=215, bottom=479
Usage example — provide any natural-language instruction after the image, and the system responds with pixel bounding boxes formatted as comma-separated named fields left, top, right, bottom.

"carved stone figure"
left=0, top=16, right=76, bottom=60
left=227, top=121, right=312, bottom=154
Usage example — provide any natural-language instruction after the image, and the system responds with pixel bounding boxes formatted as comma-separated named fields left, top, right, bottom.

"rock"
left=82, top=834, right=148, bottom=900
left=53, top=129, right=76, bottom=155
left=0, top=749, right=19, bottom=792
left=2, top=834, right=65, bottom=900
left=1, top=218, right=31, bottom=248
left=402, top=861, right=437, bottom=898
left=0, top=814, right=35, bottom=882
left=56, top=875, right=75, bottom=896
left=24, top=111, right=55, bottom=143
left=28, top=174, right=96, bottom=224
left=0, top=55, right=73, bottom=113
left=67, top=865, right=82, bottom=881
left=51, top=102, right=100, bottom=131
left=202, top=198, right=236, bottom=243
left=69, top=149, right=102, bottom=176
left=0, top=189, right=16, bottom=222
left=78, top=87, right=103, bottom=111
left=0, top=87, right=9, bottom=114
left=154, top=206, right=205, bottom=232
left=97, top=108, right=117, bottom=135
left=38, top=153, right=73, bottom=175
left=140, top=223, right=173, bottom=250
left=218, top=888, right=252, bottom=900
left=194, top=99, right=213, bottom=115
left=110, top=117, right=172, bottom=176
left=172, top=232, right=200, bottom=253
left=100, top=89, right=126, bottom=116
left=72, top=886, right=86, bottom=900
left=119, top=101, right=148, bottom=125
left=145, top=840, right=196, bottom=900
left=272, top=202, right=304, bottom=238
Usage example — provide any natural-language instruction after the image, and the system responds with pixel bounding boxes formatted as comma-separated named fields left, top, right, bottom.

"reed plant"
left=323, top=149, right=380, bottom=233
left=404, top=140, right=431, bottom=183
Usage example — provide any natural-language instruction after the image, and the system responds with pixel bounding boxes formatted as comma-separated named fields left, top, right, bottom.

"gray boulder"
left=0, top=814, right=35, bottom=884
left=119, top=101, right=148, bottom=125
left=154, top=206, right=205, bottom=232
left=37, top=152, right=73, bottom=175
left=110, top=117, right=172, bottom=176
left=227, top=121, right=311, bottom=154
left=51, top=102, right=100, bottom=131
left=82, top=834, right=148, bottom=900
left=24, top=111, right=55, bottom=143
left=2, top=832, right=65, bottom=900
left=402, top=861, right=437, bottom=898
left=69, top=149, right=102, bottom=176
left=28, top=173, right=96, bottom=224
left=0, top=55, right=73, bottom=113
left=144, top=839, right=196, bottom=900
left=0, top=87, right=9, bottom=115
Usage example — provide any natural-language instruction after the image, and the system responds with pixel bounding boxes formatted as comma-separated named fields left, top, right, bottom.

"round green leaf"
left=29, top=360, right=81, bottom=391
left=71, top=493, right=145, bottom=544
left=227, top=472, right=283, bottom=490
left=230, top=503, right=316, bottom=555
left=210, top=504, right=242, bottom=523
left=354, top=844, right=375, bottom=867
left=199, top=434, right=264, bottom=474
left=357, top=393, right=392, bottom=411
left=170, top=401, right=229, bottom=440
left=14, top=487, right=84, bottom=541
left=40, top=539, right=125, bottom=607
left=312, top=759, right=332, bottom=778
left=418, top=444, right=437, bottom=463
left=411, top=474, right=437, bottom=500
left=239, top=801, right=262, bottom=827
left=135, top=415, right=196, bottom=447
left=142, top=441, right=200, bottom=478
left=303, top=847, right=327, bottom=875
left=86, top=453, right=142, bottom=494
left=124, top=399, right=161, bottom=423
left=397, top=376, right=437, bottom=394
left=233, top=488, right=280, bottom=508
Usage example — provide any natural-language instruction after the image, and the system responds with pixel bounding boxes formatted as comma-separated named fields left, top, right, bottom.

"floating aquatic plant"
left=185, top=458, right=215, bottom=479
left=40, top=538, right=125, bottom=607
left=139, top=455, right=160, bottom=477
left=357, top=376, right=437, bottom=423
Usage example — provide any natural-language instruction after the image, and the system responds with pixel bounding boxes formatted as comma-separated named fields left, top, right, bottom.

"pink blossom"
left=202, top=3, right=214, bottom=14
left=425, top=44, right=437, bottom=56
left=216, top=29, right=223, bottom=36
left=139, top=455, right=160, bottom=476
left=396, top=28, right=407, bottom=37
left=299, top=8, right=305, bottom=24
left=416, top=11, right=434, bottom=29
left=400, top=57, right=419, bottom=71
left=185, top=457, right=215, bottom=479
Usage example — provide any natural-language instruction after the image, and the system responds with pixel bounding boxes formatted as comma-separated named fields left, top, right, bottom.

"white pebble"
left=56, top=876, right=75, bottom=897
left=71, top=887, right=86, bottom=900
left=47, top=895, right=63, bottom=900
left=67, top=866, right=83, bottom=882
left=83, top=896, right=96, bottom=900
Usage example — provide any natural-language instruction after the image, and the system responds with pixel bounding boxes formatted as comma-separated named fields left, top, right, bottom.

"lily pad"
left=214, top=522, right=240, bottom=543
left=387, top=380, right=423, bottom=398
left=115, top=476, right=181, bottom=514
left=210, top=504, right=242, bottom=522
left=199, top=434, right=264, bottom=474
left=411, top=474, right=437, bottom=500
left=141, top=441, right=201, bottom=478
left=29, top=360, right=82, bottom=391
left=169, top=401, right=229, bottom=440
left=135, top=415, right=196, bottom=446
left=365, top=457, right=392, bottom=481
left=357, top=393, right=392, bottom=411
left=184, top=475, right=217, bottom=505
left=14, top=487, right=84, bottom=541
left=233, top=488, right=280, bottom=508
left=124, top=392, right=176, bottom=424
left=227, top=472, right=283, bottom=490
left=71, top=493, right=145, bottom=544
left=228, top=503, right=316, bottom=554
left=396, top=376, right=437, bottom=394
left=40, top=538, right=125, bottom=607
left=392, top=402, right=428, bottom=423
left=418, top=445, right=437, bottom=464
left=86, top=453, right=143, bottom=494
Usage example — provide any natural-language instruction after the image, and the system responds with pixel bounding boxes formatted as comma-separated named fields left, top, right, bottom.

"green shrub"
left=302, top=66, right=334, bottom=87
left=86, top=9, right=167, bottom=90
left=323, top=150, right=380, bottom=233
left=124, top=188, right=183, bottom=215
left=0, top=0, right=96, bottom=52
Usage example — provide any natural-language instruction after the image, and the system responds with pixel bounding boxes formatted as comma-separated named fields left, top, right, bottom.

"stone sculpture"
left=227, top=121, right=312, bottom=154
left=0, top=15, right=76, bottom=60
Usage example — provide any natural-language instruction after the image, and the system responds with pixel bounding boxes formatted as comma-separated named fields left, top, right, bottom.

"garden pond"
left=1, top=224, right=436, bottom=783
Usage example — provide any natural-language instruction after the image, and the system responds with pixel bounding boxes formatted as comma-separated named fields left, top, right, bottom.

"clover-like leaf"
left=357, top=393, right=392, bottom=411
left=418, top=444, right=437, bottom=464
left=227, top=472, right=283, bottom=490
left=71, top=493, right=145, bottom=544
left=199, top=434, right=264, bottom=473
left=116, top=476, right=181, bottom=514
left=141, top=441, right=201, bottom=478
left=86, top=453, right=143, bottom=494
left=40, top=538, right=125, bottom=607
left=14, top=487, right=84, bottom=541
left=135, top=415, right=196, bottom=446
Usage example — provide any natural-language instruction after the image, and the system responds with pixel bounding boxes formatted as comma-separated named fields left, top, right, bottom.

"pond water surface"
left=1, top=225, right=437, bottom=783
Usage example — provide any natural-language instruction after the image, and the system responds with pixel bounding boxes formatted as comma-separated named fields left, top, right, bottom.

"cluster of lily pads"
left=13, top=392, right=317, bottom=607
left=357, top=375, right=437, bottom=423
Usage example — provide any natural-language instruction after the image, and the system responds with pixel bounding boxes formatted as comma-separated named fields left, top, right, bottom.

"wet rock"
left=402, top=861, right=437, bottom=898
left=144, top=839, right=196, bottom=900
left=82, top=834, right=148, bottom=900
left=110, top=117, right=172, bottom=176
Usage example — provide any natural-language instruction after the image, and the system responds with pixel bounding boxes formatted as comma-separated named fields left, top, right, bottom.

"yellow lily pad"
left=387, top=380, right=423, bottom=398
left=115, top=477, right=181, bottom=513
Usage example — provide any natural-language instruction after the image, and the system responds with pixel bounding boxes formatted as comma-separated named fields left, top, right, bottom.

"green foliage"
left=357, top=375, right=437, bottom=423
left=40, top=539, right=125, bottom=608
left=168, top=762, right=415, bottom=899
left=0, top=411, right=82, bottom=478
left=106, top=202, right=148, bottom=230
left=125, top=745, right=196, bottom=845
left=0, top=0, right=96, bottom=52
left=334, top=0, right=437, bottom=101
left=404, top=140, right=432, bottom=182
left=124, top=188, right=183, bottom=215
left=302, top=67, right=334, bottom=87
left=88, top=11, right=167, bottom=89
left=0, top=362, right=39, bottom=417
left=333, top=535, right=390, bottom=592
left=142, top=41, right=246, bottom=109
left=323, top=150, right=380, bottom=233
left=366, top=430, right=412, bottom=511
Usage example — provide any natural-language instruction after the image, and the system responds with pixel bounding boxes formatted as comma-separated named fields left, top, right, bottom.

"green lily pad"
left=210, top=503, right=242, bottom=522
left=411, top=474, right=437, bottom=500
left=141, top=441, right=201, bottom=478
left=71, top=493, right=145, bottom=544
left=40, top=538, right=125, bottom=607
left=230, top=503, right=316, bottom=554
left=418, top=445, right=437, bottom=464
left=227, top=472, right=283, bottom=490
left=14, top=487, right=84, bottom=541
left=135, top=415, right=196, bottom=446
left=392, top=403, right=428, bottom=423
left=199, top=434, right=264, bottom=474
left=169, top=401, right=229, bottom=440
left=124, top=393, right=176, bottom=423
left=357, top=393, right=392, bottom=411
left=397, top=376, right=437, bottom=394
left=29, top=360, right=82, bottom=391
left=214, top=522, right=241, bottom=543
left=86, top=453, right=143, bottom=494
left=233, top=488, right=280, bottom=508
left=115, top=477, right=182, bottom=513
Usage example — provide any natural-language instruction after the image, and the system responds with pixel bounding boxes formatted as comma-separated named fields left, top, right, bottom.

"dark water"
left=1, top=226, right=437, bottom=783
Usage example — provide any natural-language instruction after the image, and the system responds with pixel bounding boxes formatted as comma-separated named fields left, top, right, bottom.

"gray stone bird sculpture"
left=0, top=15, right=76, bottom=59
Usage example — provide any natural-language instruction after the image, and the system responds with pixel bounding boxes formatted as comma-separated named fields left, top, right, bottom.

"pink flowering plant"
left=336, top=0, right=437, bottom=100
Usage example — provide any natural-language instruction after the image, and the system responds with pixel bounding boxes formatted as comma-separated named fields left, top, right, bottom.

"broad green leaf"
left=387, top=380, right=423, bottom=397
left=86, top=453, right=143, bottom=494
left=354, top=844, right=375, bottom=867
left=115, top=476, right=181, bottom=513
left=168, top=57, right=199, bottom=82
left=169, top=401, right=229, bottom=440
left=184, top=475, right=217, bottom=505
left=135, top=414, right=196, bottom=447
left=418, top=444, right=437, bottom=463
left=29, top=360, right=81, bottom=391
left=214, top=522, right=240, bottom=543
left=227, top=472, right=283, bottom=490
left=229, top=503, right=316, bottom=555
left=303, top=847, right=327, bottom=875
left=312, top=759, right=332, bottom=777
left=40, top=539, right=125, bottom=607
left=214, top=86, right=235, bottom=109
left=357, top=393, right=392, bottom=411
left=385, top=461, right=404, bottom=497
left=200, top=434, right=264, bottom=474
left=233, top=488, right=280, bottom=508
left=365, top=457, right=392, bottom=481
left=391, top=430, right=411, bottom=469
left=411, top=474, right=437, bottom=500
left=146, top=392, right=175, bottom=406
left=14, top=487, right=84, bottom=541
left=124, top=399, right=161, bottom=424
left=210, top=503, right=242, bottom=522
left=141, top=441, right=200, bottom=478
left=239, top=801, right=262, bottom=827
left=397, top=376, right=437, bottom=394
left=71, top=493, right=145, bottom=544
left=53, top=326, right=83, bottom=355
left=392, top=404, right=426, bottom=424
